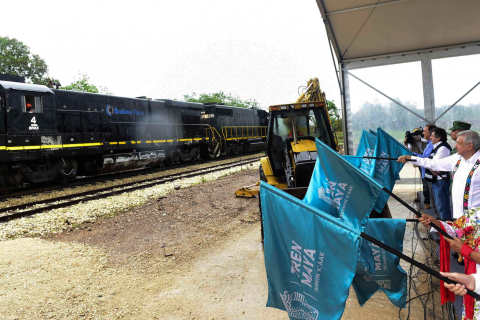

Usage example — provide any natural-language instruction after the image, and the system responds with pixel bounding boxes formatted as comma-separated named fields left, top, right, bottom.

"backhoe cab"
left=235, top=78, right=338, bottom=198
left=260, top=101, right=337, bottom=190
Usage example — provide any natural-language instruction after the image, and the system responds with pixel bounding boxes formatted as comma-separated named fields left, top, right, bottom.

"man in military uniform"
left=450, top=121, right=472, bottom=154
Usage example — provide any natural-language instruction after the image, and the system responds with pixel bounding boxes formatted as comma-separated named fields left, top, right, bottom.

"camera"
left=405, top=131, right=415, bottom=140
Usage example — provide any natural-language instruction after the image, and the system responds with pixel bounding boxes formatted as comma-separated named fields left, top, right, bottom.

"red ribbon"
left=439, top=223, right=456, bottom=304
left=462, top=244, right=476, bottom=320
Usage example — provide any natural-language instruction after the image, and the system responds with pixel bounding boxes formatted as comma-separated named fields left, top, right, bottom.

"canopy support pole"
left=421, top=53, right=436, bottom=124
left=340, top=66, right=354, bottom=155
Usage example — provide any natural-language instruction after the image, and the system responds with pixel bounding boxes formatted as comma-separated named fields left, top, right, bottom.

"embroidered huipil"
left=437, top=208, right=480, bottom=320
left=412, top=151, right=480, bottom=219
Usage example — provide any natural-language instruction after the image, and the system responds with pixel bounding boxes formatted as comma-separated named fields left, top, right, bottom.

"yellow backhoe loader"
left=235, top=78, right=338, bottom=198
left=236, top=79, right=390, bottom=244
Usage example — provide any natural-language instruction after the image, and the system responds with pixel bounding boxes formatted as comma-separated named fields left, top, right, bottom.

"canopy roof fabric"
left=317, top=0, right=480, bottom=62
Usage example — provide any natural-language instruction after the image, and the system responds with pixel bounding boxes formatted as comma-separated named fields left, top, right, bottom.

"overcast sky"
left=1, top=0, right=479, bottom=113
left=0, top=0, right=343, bottom=109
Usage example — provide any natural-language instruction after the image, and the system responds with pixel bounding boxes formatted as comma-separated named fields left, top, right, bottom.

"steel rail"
left=0, top=157, right=260, bottom=222
left=0, top=152, right=264, bottom=200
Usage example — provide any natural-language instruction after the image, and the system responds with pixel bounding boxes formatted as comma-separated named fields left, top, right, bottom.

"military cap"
left=449, top=121, right=471, bottom=132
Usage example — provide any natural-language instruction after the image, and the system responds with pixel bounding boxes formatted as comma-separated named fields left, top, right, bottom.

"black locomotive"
left=0, top=75, right=268, bottom=189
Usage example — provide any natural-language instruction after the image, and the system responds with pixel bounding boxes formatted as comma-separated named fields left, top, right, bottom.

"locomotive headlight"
left=280, top=106, right=287, bottom=110
left=301, top=104, right=307, bottom=108
left=70, top=138, right=74, bottom=141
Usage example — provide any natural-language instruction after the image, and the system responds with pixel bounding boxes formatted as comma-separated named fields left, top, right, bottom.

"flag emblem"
left=317, top=187, right=335, bottom=206
left=280, top=291, right=320, bottom=320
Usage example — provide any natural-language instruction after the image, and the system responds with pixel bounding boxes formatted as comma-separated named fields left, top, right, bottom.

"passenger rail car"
left=0, top=76, right=267, bottom=189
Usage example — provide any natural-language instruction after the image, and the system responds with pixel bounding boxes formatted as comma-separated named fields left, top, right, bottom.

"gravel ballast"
left=0, top=162, right=260, bottom=241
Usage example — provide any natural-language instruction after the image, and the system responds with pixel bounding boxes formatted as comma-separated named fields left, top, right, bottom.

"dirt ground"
left=0, top=169, right=287, bottom=319
left=0, top=166, right=436, bottom=319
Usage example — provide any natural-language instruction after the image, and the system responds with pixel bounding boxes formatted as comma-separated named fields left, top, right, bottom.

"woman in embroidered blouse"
left=421, top=208, right=480, bottom=320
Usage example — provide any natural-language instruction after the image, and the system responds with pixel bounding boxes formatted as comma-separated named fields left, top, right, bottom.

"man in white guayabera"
left=398, top=130, right=480, bottom=220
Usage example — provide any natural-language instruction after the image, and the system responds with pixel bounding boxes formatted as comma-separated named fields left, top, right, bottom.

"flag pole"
left=360, top=156, right=450, bottom=237
left=382, top=187, right=453, bottom=240
left=358, top=156, right=452, bottom=237
left=363, top=156, right=416, bottom=162
left=361, top=232, right=480, bottom=300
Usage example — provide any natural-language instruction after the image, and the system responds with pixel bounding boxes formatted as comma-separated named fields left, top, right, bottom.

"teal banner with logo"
left=355, top=130, right=377, bottom=175
left=342, top=155, right=363, bottom=169
left=342, top=155, right=389, bottom=214
left=369, top=128, right=412, bottom=209
left=303, top=139, right=383, bottom=231
left=353, top=219, right=407, bottom=308
left=262, top=182, right=362, bottom=320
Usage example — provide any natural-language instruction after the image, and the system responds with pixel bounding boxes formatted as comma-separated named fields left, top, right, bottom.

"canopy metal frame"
left=316, top=0, right=480, bottom=154
left=340, top=43, right=480, bottom=155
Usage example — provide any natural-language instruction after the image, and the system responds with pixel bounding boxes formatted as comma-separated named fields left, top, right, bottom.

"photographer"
left=404, top=128, right=425, bottom=154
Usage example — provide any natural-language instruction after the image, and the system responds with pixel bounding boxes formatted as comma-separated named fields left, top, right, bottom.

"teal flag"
left=342, top=155, right=363, bottom=169
left=369, top=129, right=377, bottom=136
left=368, top=128, right=412, bottom=208
left=353, top=219, right=407, bottom=308
left=355, top=130, right=377, bottom=175
left=370, top=128, right=412, bottom=181
left=262, top=182, right=362, bottom=320
left=303, top=139, right=383, bottom=231
left=342, top=155, right=388, bottom=213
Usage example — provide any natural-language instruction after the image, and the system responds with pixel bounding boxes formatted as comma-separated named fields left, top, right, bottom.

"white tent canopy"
left=319, top=0, right=480, bottom=62
left=316, top=0, right=480, bottom=154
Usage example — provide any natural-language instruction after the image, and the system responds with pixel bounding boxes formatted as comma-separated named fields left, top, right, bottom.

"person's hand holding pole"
left=397, top=155, right=412, bottom=163
left=444, top=237, right=465, bottom=254
left=440, top=272, right=476, bottom=296
left=418, top=214, right=441, bottom=228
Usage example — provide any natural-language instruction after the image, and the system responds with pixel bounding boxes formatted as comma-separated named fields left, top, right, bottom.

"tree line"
left=0, top=36, right=108, bottom=94
left=352, top=99, right=479, bottom=132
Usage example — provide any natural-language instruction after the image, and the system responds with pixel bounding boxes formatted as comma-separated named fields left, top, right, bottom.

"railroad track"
left=0, top=152, right=263, bottom=201
left=0, top=157, right=261, bottom=222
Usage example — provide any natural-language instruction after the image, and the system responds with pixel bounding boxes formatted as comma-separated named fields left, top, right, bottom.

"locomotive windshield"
left=271, top=109, right=332, bottom=146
